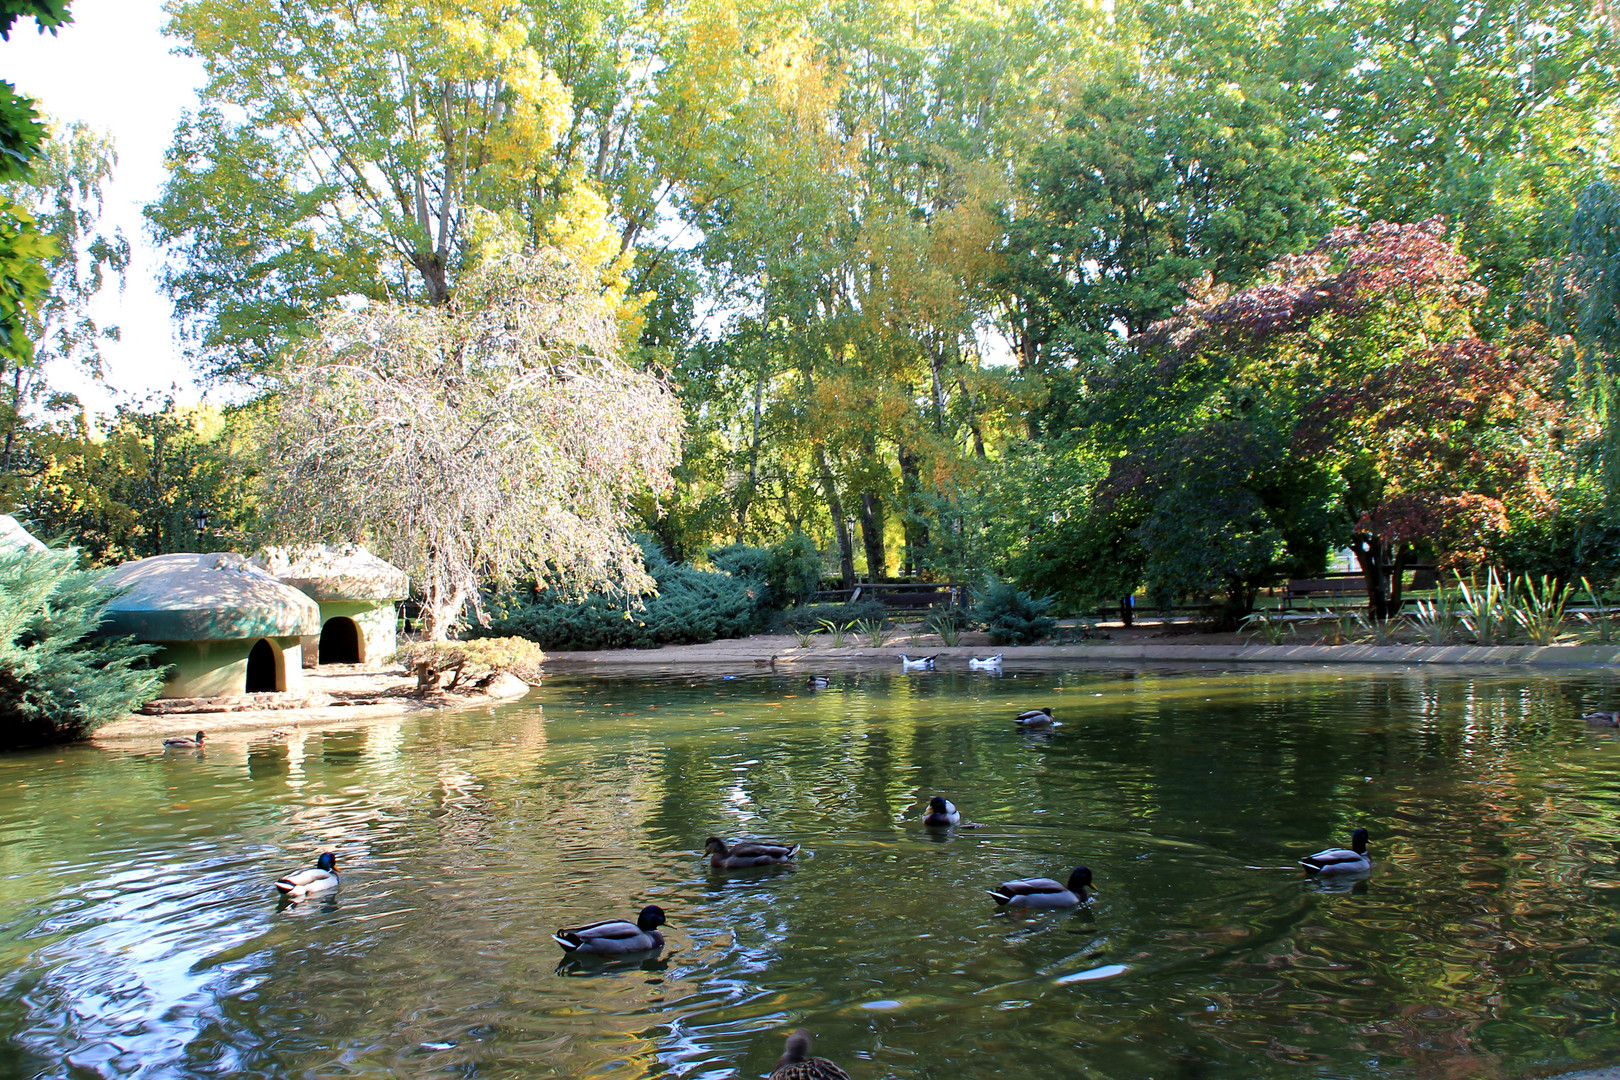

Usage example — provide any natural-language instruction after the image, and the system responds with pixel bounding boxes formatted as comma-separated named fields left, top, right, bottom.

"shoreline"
left=543, top=635, right=1620, bottom=669
left=92, top=667, right=532, bottom=744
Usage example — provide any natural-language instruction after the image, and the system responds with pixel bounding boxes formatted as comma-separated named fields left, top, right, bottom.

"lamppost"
left=193, top=506, right=209, bottom=550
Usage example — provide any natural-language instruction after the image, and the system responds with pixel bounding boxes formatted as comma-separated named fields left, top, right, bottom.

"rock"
left=479, top=672, right=533, bottom=699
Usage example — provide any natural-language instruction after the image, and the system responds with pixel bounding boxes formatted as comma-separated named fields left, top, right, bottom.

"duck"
left=898, top=653, right=937, bottom=670
left=1014, top=708, right=1054, bottom=727
left=989, top=866, right=1094, bottom=908
left=968, top=654, right=1003, bottom=670
left=704, top=836, right=800, bottom=869
left=805, top=675, right=832, bottom=690
left=755, top=655, right=779, bottom=669
left=1583, top=711, right=1619, bottom=727
left=1299, top=828, right=1372, bottom=876
left=274, top=852, right=339, bottom=900
left=922, top=796, right=960, bottom=827
left=769, top=1029, right=850, bottom=1080
left=553, top=905, right=667, bottom=955
left=163, top=730, right=206, bottom=748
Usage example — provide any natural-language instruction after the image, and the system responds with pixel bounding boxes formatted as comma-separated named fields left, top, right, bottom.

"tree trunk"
left=816, top=446, right=855, bottom=588
left=409, top=252, right=451, bottom=306
left=736, top=359, right=767, bottom=540
left=898, top=445, right=928, bottom=577
left=1351, top=534, right=1406, bottom=620
left=859, top=491, right=887, bottom=580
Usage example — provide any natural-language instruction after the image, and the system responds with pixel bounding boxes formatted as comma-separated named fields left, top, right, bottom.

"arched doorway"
left=246, top=639, right=281, bottom=693
left=318, top=617, right=362, bottom=664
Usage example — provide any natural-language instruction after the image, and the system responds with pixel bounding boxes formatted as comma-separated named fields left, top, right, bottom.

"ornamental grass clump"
left=854, top=617, right=890, bottom=648
left=927, top=609, right=964, bottom=646
left=1240, top=611, right=1289, bottom=645
left=1513, top=574, right=1571, bottom=646
left=1577, top=578, right=1616, bottom=644
left=0, top=546, right=164, bottom=749
left=1412, top=593, right=1461, bottom=645
left=1458, top=571, right=1510, bottom=645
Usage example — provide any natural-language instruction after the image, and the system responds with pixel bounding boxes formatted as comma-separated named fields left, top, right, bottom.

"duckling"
left=968, top=654, right=1003, bottom=670
left=274, top=852, right=339, bottom=900
left=163, top=730, right=206, bottom=748
left=553, top=905, right=667, bottom=955
left=1583, top=711, right=1619, bottom=727
left=922, top=796, right=960, bottom=827
left=1300, top=828, right=1372, bottom=876
left=755, top=655, right=779, bottom=669
left=805, top=675, right=832, bottom=690
left=769, top=1029, right=850, bottom=1080
left=898, top=653, right=937, bottom=670
left=989, top=866, right=1094, bottom=908
left=704, top=836, right=800, bottom=869
left=1014, top=708, right=1054, bottom=727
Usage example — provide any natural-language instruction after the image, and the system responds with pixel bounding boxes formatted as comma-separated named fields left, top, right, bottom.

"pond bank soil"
left=93, top=666, right=531, bottom=744
left=543, top=626, right=1620, bottom=668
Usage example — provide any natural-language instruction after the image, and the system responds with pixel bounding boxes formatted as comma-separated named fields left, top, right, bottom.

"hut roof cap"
left=253, top=543, right=409, bottom=601
left=0, top=514, right=46, bottom=554
left=99, top=552, right=322, bottom=641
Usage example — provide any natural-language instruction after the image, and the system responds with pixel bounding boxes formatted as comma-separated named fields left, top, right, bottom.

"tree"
left=0, top=544, right=163, bottom=749
left=0, top=120, right=127, bottom=475
left=1143, top=219, right=1564, bottom=617
left=261, top=225, right=683, bottom=639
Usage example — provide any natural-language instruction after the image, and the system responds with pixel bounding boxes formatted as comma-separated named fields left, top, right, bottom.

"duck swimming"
left=1584, top=711, right=1619, bottom=727
left=805, top=676, right=831, bottom=689
left=274, top=852, right=338, bottom=900
left=922, top=796, right=960, bottom=827
left=898, top=654, right=937, bottom=670
left=163, top=730, right=206, bottom=748
left=989, top=866, right=1094, bottom=908
left=1014, top=708, right=1054, bottom=727
left=1299, top=828, right=1372, bottom=876
left=769, top=1029, right=850, bottom=1080
left=968, top=654, right=1003, bottom=670
left=704, top=836, right=800, bottom=869
left=553, top=905, right=667, bottom=955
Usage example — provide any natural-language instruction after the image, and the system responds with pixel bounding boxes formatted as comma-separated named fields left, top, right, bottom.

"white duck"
left=899, top=654, right=937, bottom=670
left=968, top=654, right=1003, bottom=670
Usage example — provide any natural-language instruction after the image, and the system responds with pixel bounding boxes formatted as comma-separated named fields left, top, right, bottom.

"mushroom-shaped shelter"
left=0, top=514, right=46, bottom=554
left=253, top=544, right=409, bottom=667
left=99, top=553, right=321, bottom=698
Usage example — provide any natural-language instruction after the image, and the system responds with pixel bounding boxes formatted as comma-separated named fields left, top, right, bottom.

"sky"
left=0, top=0, right=207, bottom=415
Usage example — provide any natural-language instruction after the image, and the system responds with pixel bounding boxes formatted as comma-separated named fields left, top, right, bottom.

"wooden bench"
left=1283, top=576, right=1366, bottom=609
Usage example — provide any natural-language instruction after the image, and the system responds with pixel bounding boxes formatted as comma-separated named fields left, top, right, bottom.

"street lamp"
left=193, top=506, right=209, bottom=549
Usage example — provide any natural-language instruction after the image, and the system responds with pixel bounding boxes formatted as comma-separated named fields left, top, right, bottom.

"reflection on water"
left=2, top=665, right=1620, bottom=1079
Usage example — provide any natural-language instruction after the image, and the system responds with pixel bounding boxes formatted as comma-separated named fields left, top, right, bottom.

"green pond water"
left=3, top=663, right=1620, bottom=1080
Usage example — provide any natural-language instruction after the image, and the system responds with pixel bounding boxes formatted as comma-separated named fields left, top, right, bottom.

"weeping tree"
left=262, top=230, right=684, bottom=640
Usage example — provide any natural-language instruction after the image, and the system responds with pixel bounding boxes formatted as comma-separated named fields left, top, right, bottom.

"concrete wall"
left=298, top=600, right=398, bottom=668
left=151, top=636, right=306, bottom=698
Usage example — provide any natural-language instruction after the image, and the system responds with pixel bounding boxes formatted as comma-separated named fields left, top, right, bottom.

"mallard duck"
left=1014, top=708, right=1054, bottom=727
left=968, top=654, right=1003, bottom=670
left=898, top=653, right=937, bottom=670
left=989, top=866, right=1094, bottom=908
left=1583, top=711, right=1619, bottom=727
left=755, top=655, right=779, bottom=669
left=553, top=905, right=667, bottom=955
left=1300, top=828, right=1372, bottom=876
left=769, top=1029, right=850, bottom=1080
left=805, top=675, right=832, bottom=689
left=163, top=730, right=206, bottom=748
left=275, top=852, right=338, bottom=900
left=704, top=836, right=800, bottom=869
left=922, top=796, right=960, bottom=827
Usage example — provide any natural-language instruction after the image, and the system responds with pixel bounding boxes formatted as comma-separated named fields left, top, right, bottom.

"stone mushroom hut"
left=98, top=553, right=321, bottom=698
left=0, top=514, right=47, bottom=554
left=253, top=544, right=409, bottom=667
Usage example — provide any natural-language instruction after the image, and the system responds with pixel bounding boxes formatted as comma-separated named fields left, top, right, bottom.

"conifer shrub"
left=0, top=547, right=164, bottom=749
left=971, top=580, right=1058, bottom=645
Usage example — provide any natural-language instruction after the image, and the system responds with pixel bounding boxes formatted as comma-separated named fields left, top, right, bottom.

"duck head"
left=636, top=905, right=667, bottom=931
left=316, top=852, right=337, bottom=872
left=778, top=1029, right=814, bottom=1066
left=1066, top=866, right=1095, bottom=896
left=703, top=837, right=728, bottom=856
left=194, top=731, right=207, bottom=744
left=927, top=796, right=951, bottom=814
left=1351, top=827, right=1369, bottom=854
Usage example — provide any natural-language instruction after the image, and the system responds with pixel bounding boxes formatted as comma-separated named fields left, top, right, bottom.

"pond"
left=2, top=663, right=1620, bottom=1080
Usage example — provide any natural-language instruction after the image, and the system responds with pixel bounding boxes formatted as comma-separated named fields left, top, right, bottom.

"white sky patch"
left=0, top=0, right=207, bottom=415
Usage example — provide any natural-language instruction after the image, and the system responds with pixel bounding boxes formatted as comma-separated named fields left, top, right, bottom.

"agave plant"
left=817, top=618, right=856, bottom=648
left=1578, top=577, right=1617, bottom=644
left=1241, top=611, right=1289, bottom=645
left=1411, top=593, right=1460, bottom=645
left=1457, top=570, right=1510, bottom=645
left=854, top=617, right=891, bottom=648
left=791, top=625, right=820, bottom=648
left=1513, top=574, right=1571, bottom=646
left=927, top=610, right=964, bottom=647
left=1363, top=614, right=1404, bottom=645
left=1318, top=608, right=1364, bottom=646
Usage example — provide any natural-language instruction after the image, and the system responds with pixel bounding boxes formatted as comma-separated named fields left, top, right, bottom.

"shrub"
left=390, top=637, right=546, bottom=692
left=773, top=600, right=889, bottom=633
left=479, top=543, right=768, bottom=650
left=972, top=580, right=1057, bottom=645
left=1, top=546, right=164, bottom=749
left=767, top=532, right=822, bottom=607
